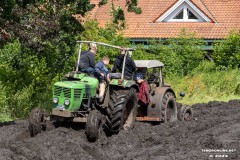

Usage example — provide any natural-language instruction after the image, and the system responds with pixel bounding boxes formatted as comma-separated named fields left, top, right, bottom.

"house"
left=88, top=0, right=240, bottom=50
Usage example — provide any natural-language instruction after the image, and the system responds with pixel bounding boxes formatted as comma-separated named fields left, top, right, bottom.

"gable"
left=155, top=0, right=211, bottom=22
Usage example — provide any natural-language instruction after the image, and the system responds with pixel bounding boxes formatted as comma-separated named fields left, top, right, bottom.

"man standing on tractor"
left=111, top=49, right=137, bottom=79
left=78, top=43, right=98, bottom=75
left=134, top=68, right=150, bottom=105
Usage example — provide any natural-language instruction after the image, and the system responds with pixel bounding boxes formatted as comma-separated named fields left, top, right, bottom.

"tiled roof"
left=88, top=0, right=240, bottom=39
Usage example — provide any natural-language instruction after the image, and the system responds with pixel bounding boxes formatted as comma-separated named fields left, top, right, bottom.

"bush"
left=191, top=61, right=216, bottom=75
left=141, top=29, right=206, bottom=77
left=167, top=69, right=240, bottom=104
left=213, top=30, right=240, bottom=69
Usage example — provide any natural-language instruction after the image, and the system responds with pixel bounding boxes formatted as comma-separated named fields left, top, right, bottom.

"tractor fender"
left=147, top=87, right=176, bottom=121
left=110, top=79, right=139, bottom=92
left=102, top=81, right=139, bottom=107
left=155, top=87, right=176, bottom=99
left=125, top=81, right=139, bottom=92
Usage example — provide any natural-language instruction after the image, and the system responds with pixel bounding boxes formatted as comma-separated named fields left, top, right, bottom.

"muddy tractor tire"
left=178, top=105, right=193, bottom=121
left=85, top=110, right=102, bottom=142
left=28, top=108, right=46, bottom=137
left=106, top=88, right=138, bottom=134
left=161, top=92, right=177, bottom=122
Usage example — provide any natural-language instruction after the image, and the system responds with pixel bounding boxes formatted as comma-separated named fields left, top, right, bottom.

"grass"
left=0, top=113, right=13, bottom=122
left=166, top=69, right=240, bottom=105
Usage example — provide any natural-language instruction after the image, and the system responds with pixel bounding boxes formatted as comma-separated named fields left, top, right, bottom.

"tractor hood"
left=54, top=78, right=98, bottom=89
left=54, top=81, right=88, bottom=89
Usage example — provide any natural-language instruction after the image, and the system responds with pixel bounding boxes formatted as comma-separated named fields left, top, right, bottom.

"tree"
left=0, top=0, right=141, bottom=120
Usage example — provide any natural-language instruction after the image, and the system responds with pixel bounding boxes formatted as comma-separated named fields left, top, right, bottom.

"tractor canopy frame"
left=134, top=60, right=165, bottom=87
left=76, top=41, right=135, bottom=80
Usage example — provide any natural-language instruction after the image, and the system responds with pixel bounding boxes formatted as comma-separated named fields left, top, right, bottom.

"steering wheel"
left=148, top=74, right=158, bottom=84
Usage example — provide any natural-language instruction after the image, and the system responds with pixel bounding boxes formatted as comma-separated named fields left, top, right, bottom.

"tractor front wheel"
left=28, top=108, right=46, bottom=137
left=85, top=110, right=102, bottom=142
left=178, top=105, right=193, bottom=121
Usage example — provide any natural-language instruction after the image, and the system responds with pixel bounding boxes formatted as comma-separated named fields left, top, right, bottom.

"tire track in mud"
left=1, top=100, right=240, bottom=160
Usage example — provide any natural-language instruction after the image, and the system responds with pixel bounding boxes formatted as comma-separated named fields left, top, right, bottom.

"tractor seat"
left=109, top=73, right=122, bottom=79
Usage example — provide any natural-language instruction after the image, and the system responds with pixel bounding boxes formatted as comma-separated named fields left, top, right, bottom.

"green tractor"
left=28, top=41, right=139, bottom=142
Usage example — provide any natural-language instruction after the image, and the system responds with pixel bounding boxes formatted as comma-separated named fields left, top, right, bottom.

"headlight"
left=53, top=97, right=58, bottom=103
left=64, top=99, right=70, bottom=106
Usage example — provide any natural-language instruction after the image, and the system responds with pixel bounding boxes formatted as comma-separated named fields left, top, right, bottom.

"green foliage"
left=0, top=113, right=12, bottom=122
left=141, top=29, right=206, bottom=77
left=99, top=0, right=108, bottom=6
left=213, top=30, right=240, bottom=70
left=0, top=40, right=52, bottom=118
left=111, top=5, right=125, bottom=29
left=0, top=0, right=94, bottom=50
left=10, top=84, right=35, bottom=118
left=127, top=0, right=142, bottom=14
left=191, top=60, right=216, bottom=75
left=0, top=40, right=20, bottom=84
left=0, top=81, right=12, bottom=122
left=167, top=66, right=240, bottom=105
left=165, top=29, right=206, bottom=76
left=108, top=0, right=142, bottom=29
left=0, top=0, right=16, bottom=21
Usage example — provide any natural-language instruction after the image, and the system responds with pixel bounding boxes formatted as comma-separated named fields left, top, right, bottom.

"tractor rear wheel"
left=28, top=108, right=46, bottom=137
left=178, top=105, right=193, bottom=121
left=85, top=110, right=102, bottom=142
left=161, top=92, right=177, bottom=122
left=106, top=88, right=138, bottom=134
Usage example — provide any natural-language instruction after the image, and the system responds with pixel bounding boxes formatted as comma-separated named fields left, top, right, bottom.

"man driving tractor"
left=78, top=43, right=98, bottom=75
left=77, top=43, right=108, bottom=103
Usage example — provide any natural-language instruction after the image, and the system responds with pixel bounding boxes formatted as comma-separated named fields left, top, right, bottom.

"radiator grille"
left=63, top=88, right=71, bottom=98
left=54, top=86, right=62, bottom=96
left=74, top=89, right=82, bottom=100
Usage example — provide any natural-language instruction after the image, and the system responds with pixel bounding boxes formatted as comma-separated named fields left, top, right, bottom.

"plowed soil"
left=1, top=100, right=240, bottom=160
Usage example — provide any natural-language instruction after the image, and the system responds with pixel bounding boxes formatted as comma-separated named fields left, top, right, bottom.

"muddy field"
left=1, top=100, right=240, bottom=160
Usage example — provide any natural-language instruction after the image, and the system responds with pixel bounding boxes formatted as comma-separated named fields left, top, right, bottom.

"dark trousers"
left=80, top=67, right=95, bottom=75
